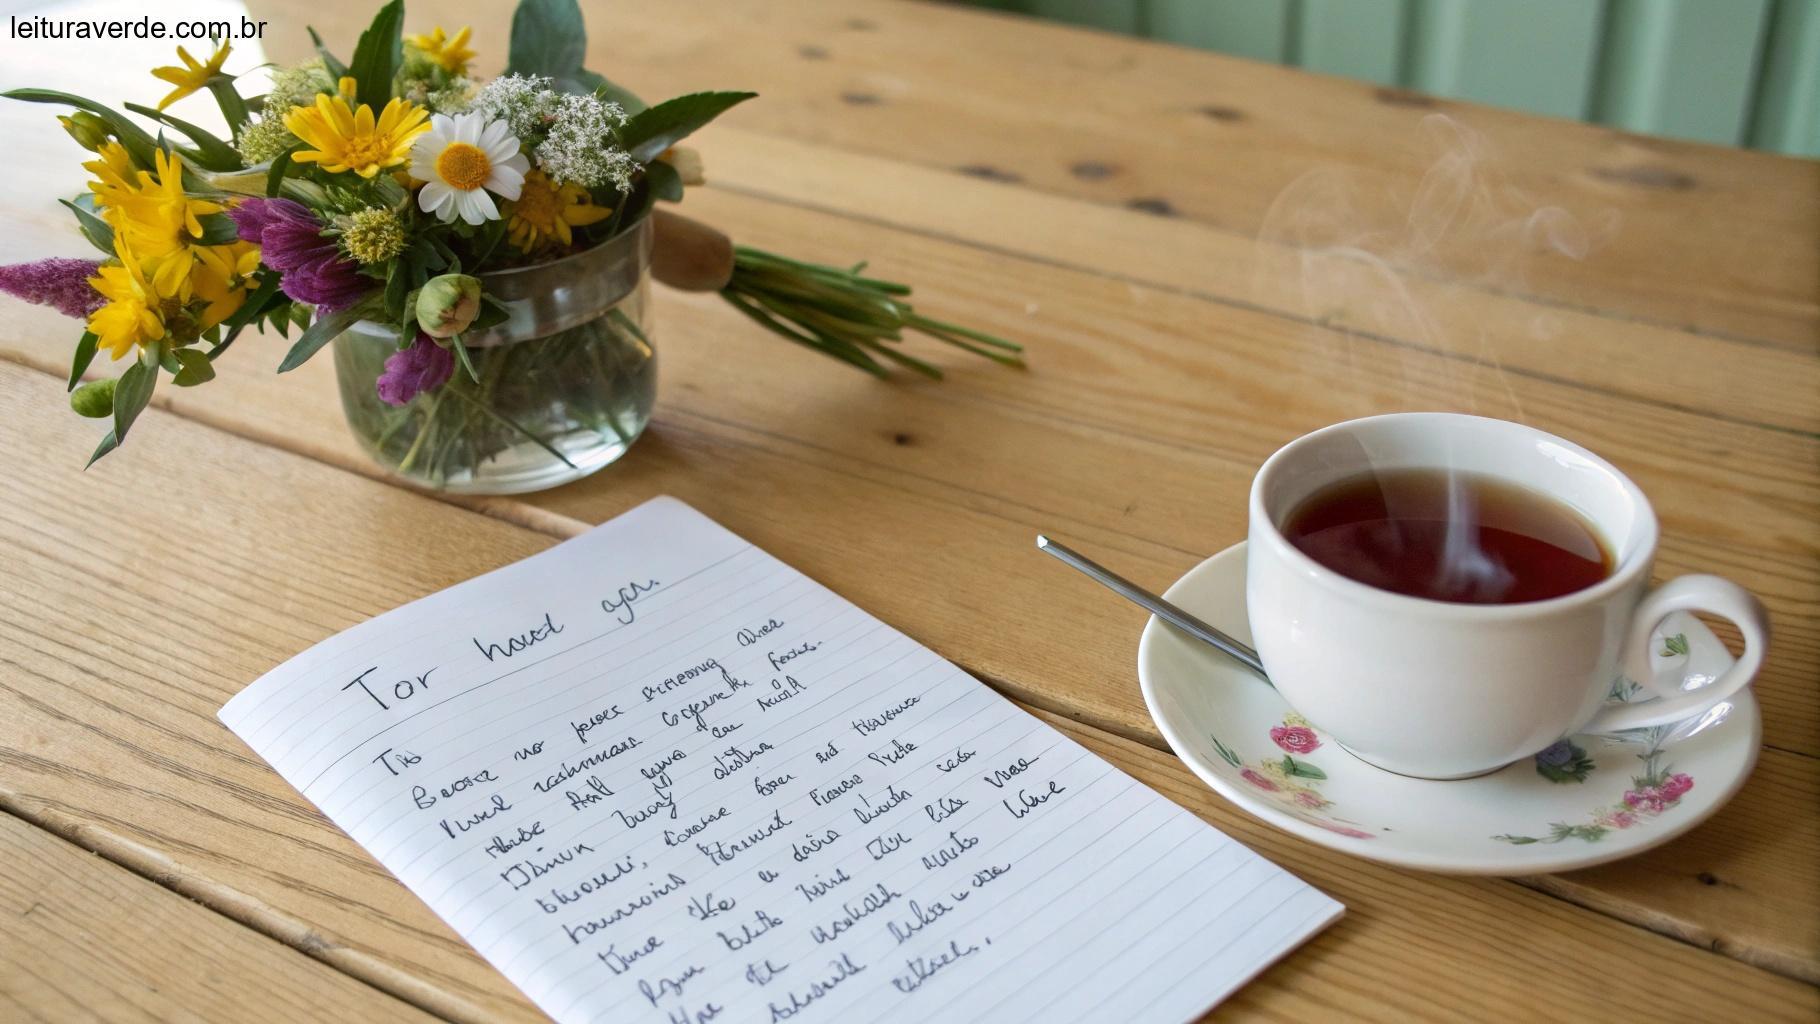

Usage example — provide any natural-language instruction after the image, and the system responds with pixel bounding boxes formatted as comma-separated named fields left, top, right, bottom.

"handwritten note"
left=221, top=497, right=1340, bottom=1023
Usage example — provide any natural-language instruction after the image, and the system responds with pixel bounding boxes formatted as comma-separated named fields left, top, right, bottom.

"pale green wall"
left=965, top=0, right=1820, bottom=157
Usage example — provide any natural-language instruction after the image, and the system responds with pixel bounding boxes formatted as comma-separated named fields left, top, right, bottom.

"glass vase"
left=333, top=217, right=656, bottom=495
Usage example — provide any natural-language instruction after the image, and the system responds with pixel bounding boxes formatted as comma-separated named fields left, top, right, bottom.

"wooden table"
left=1, top=1, right=1816, bottom=1020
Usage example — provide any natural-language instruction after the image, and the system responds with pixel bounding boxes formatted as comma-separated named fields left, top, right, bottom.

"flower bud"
left=59, top=112, right=112, bottom=152
left=415, top=273, right=482, bottom=338
left=659, top=145, right=705, bottom=187
left=69, top=377, right=116, bottom=418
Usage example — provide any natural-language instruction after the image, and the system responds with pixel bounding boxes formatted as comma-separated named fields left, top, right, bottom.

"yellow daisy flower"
left=87, top=242, right=175, bottom=359
left=285, top=78, right=430, bottom=178
left=152, top=41, right=231, bottom=110
left=192, top=240, right=262, bottom=328
left=83, top=141, right=141, bottom=227
left=505, top=168, right=612, bottom=250
left=114, top=149, right=223, bottom=294
left=405, top=26, right=476, bottom=73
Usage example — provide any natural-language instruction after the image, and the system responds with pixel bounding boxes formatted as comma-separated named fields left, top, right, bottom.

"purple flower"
left=229, top=197, right=370, bottom=311
left=375, top=332, right=454, bottom=406
left=1536, top=740, right=1576, bottom=767
left=0, top=258, right=106, bottom=318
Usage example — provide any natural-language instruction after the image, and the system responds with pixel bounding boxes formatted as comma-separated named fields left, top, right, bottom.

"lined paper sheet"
left=221, top=497, right=1340, bottom=1023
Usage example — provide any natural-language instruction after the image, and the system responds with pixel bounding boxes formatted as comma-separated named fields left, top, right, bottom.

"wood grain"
left=0, top=360, right=1815, bottom=1021
left=254, top=0, right=1820, bottom=349
left=2, top=193, right=1815, bottom=967
left=4, top=183, right=1814, bottom=760
left=0, top=813, right=440, bottom=1023
left=694, top=126, right=1820, bottom=436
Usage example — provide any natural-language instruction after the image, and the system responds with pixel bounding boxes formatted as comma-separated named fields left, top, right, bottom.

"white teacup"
left=1246, top=413, right=1769, bottom=780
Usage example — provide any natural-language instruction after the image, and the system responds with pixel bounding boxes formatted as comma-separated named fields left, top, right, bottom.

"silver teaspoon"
left=1036, top=534, right=1271, bottom=682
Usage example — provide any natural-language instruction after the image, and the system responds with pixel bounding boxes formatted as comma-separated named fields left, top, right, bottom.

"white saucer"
left=1137, top=543, right=1761, bottom=875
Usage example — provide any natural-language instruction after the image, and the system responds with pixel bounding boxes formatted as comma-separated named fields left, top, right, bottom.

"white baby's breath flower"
left=472, top=73, right=565, bottom=140
left=536, top=93, right=635, bottom=192
left=473, top=74, right=637, bottom=192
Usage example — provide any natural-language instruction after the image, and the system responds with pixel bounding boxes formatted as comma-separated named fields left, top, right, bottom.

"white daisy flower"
left=410, top=112, right=528, bottom=225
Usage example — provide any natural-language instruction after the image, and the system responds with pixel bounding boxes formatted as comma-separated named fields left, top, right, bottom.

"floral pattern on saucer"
left=1532, top=739, right=1597, bottom=784
left=1495, top=726, right=1693, bottom=845
left=1212, top=714, right=1376, bottom=840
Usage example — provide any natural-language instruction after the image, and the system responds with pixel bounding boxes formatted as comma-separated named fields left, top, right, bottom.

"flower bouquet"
left=1, top=0, right=1021, bottom=492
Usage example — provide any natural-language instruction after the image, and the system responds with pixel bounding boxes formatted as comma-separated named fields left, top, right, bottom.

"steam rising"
left=1258, top=114, right=1616, bottom=601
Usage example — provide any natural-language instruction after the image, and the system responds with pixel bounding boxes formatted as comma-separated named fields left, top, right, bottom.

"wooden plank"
left=0, top=813, right=442, bottom=1023
left=1593, top=0, right=1772, bottom=147
left=0, top=360, right=1815, bottom=1017
left=244, top=0, right=1820, bottom=348
left=690, top=126, right=1820, bottom=436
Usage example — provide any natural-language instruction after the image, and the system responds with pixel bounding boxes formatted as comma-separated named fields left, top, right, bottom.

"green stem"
left=906, top=313, right=1024, bottom=353
left=395, top=391, right=445, bottom=475
left=444, top=385, right=576, bottom=469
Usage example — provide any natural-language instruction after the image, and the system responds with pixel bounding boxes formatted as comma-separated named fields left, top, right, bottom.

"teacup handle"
left=1582, top=575, right=1770, bottom=734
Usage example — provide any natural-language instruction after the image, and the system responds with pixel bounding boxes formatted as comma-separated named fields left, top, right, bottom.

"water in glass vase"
left=333, top=218, right=657, bottom=495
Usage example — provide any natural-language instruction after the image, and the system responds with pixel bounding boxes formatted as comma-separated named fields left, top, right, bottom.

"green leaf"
left=645, top=156, right=683, bottom=202
left=348, top=0, right=405, bottom=109
left=383, top=260, right=408, bottom=321
left=194, top=212, right=242, bottom=246
left=207, top=78, right=251, bottom=134
left=508, top=0, right=589, bottom=80
left=123, top=102, right=241, bottom=170
left=60, top=198, right=114, bottom=255
left=449, top=337, right=480, bottom=383
left=4, top=89, right=160, bottom=168
left=614, top=177, right=658, bottom=235
left=85, top=429, right=119, bottom=469
left=112, top=359, right=155, bottom=443
left=278, top=304, right=367, bottom=372
left=618, top=91, right=755, bottom=164
left=172, top=348, right=216, bottom=386
left=69, top=377, right=116, bottom=417
left=470, top=295, right=511, bottom=332
left=307, top=27, right=351, bottom=80
left=265, top=145, right=298, bottom=197
left=1282, top=756, right=1327, bottom=780
left=68, top=332, right=99, bottom=391
left=1494, top=834, right=1540, bottom=845
left=398, top=287, right=422, bottom=338
left=1661, top=633, right=1690, bottom=657
left=506, top=0, right=645, bottom=107
left=573, top=69, right=645, bottom=112
left=1209, top=736, right=1241, bottom=768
